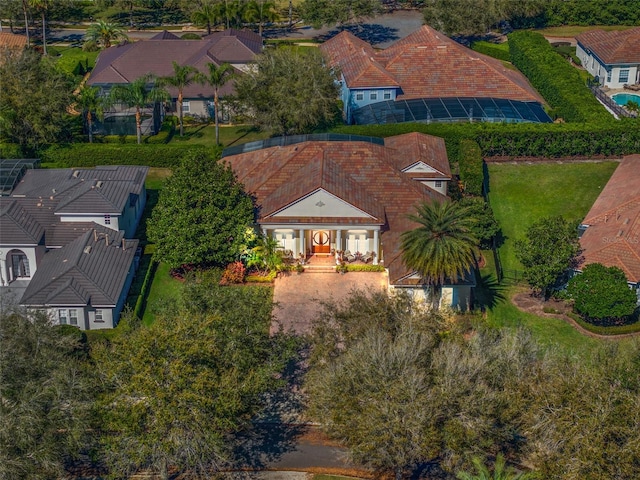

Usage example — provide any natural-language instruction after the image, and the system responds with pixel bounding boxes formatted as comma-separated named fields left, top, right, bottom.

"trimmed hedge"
left=458, top=139, right=484, bottom=196
left=345, top=264, right=386, bottom=272
left=133, top=258, right=157, bottom=320
left=39, top=143, right=209, bottom=168
left=508, top=31, right=605, bottom=123
left=568, top=312, right=640, bottom=336
left=471, top=41, right=511, bottom=62
left=246, top=271, right=277, bottom=283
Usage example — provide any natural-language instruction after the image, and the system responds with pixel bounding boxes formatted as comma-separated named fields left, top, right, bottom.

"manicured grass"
left=145, top=167, right=172, bottom=189
left=534, top=25, right=638, bottom=37
left=487, top=162, right=618, bottom=273
left=53, top=46, right=99, bottom=77
left=169, top=124, right=270, bottom=147
left=472, top=40, right=510, bottom=51
left=142, top=262, right=182, bottom=325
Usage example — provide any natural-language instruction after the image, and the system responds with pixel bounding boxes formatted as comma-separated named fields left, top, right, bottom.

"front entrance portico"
left=263, top=225, right=381, bottom=264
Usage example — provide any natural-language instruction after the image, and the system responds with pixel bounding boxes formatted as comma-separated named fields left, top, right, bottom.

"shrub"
left=0, top=143, right=23, bottom=159
left=246, top=271, right=277, bottom=283
left=569, top=313, right=640, bottom=336
left=458, top=140, right=484, bottom=196
left=181, top=33, right=202, bottom=40
left=344, top=264, right=385, bottom=272
left=219, top=261, right=246, bottom=285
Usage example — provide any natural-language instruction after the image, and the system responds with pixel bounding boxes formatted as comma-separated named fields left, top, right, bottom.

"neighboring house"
left=0, top=32, right=27, bottom=61
left=87, top=28, right=262, bottom=135
left=320, top=25, right=550, bottom=125
left=0, top=164, right=148, bottom=329
left=576, top=27, right=640, bottom=89
left=578, top=155, right=640, bottom=303
left=224, top=132, right=473, bottom=309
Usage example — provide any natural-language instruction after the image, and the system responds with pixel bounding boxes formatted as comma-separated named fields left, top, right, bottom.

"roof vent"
left=624, top=218, right=630, bottom=225
left=96, top=181, right=104, bottom=189
left=52, top=188, right=56, bottom=194
left=72, top=170, right=79, bottom=178
left=617, top=229, right=624, bottom=237
left=83, top=246, right=92, bottom=254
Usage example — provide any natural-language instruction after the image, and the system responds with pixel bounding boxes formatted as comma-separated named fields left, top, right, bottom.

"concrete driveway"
left=272, top=271, right=387, bottom=335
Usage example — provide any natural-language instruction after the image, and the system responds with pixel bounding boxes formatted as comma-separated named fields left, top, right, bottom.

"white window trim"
left=69, top=309, right=78, bottom=326
left=95, top=309, right=104, bottom=323
left=58, top=309, right=68, bottom=325
left=355, top=91, right=364, bottom=101
left=619, top=69, right=630, bottom=83
left=383, top=90, right=392, bottom=100
left=182, top=101, right=191, bottom=113
left=435, top=180, right=443, bottom=188
left=370, top=92, right=378, bottom=100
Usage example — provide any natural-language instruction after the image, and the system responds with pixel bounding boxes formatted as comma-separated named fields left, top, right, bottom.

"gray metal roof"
left=0, top=199, right=45, bottom=245
left=21, top=226, right=138, bottom=307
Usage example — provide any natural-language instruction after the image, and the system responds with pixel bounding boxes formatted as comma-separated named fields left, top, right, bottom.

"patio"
left=272, top=270, right=388, bottom=335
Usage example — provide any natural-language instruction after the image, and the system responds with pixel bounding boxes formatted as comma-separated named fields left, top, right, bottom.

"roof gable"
left=403, top=162, right=440, bottom=174
left=0, top=200, right=45, bottom=245
left=270, top=188, right=376, bottom=219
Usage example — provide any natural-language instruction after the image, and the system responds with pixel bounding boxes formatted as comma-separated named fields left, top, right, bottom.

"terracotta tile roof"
left=320, top=25, right=544, bottom=103
left=88, top=28, right=262, bottom=98
left=579, top=155, right=640, bottom=283
left=0, top=32, right=27, bottom=51
left=576, top=27, right=640, bottom=65
left=383, top=132, right=451, bottom=177
left=225, top=135, right=449, bottom=285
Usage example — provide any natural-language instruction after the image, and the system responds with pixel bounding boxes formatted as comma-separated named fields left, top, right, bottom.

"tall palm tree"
left=457, top=455, right=536, bottom=480
left=84, top=20, right=129, bottom=49
left=75, top=85, right=106, bottom=143
left=158, top=62, right=199, bottom=137
left=244, top=0, right=278, bottom=37
left=29, top=0, right=50, bottom=55
left=109, top=75, right=170, bottom=144
left=20, top=0, right=30, bottom=47
left=200, top=62, right=235, bottom=145
left=400, top=199, right=478, bottom=308
left=191, top=0, right=221, bottom=35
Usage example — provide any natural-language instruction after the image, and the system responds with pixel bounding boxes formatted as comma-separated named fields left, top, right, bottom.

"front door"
left=312, top=230, right=331, bottom=254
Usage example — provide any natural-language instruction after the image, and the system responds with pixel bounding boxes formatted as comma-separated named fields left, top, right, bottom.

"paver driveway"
left=272, top=271, right=388, bottom=335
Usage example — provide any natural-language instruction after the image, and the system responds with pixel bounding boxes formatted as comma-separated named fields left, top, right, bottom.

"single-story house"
left=576, top=27, right=640, bottom=89
left=0, top=164, right=148, bottom=328
left=578, top=155, right=640, bottom=303
left=87, top=28, right=262, bottom=135
left=319, top=25, right=549, bottom=125
left=223, top=132, right=474, bottom=309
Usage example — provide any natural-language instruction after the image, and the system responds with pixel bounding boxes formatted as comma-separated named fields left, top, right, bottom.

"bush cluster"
left=458, top=140, right=484, bottom=196
left=344, top=264, right=386, bottom=272
left=508, top=31, right=605, bottom=123
left=219, top=261, right=246, bottom=285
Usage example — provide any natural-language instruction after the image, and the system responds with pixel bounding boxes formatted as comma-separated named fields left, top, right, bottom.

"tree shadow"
left=228, top=346, right=309, bottom=469
left=317, top=23, right=400, bottom=45
left=474, top=271, right=507, bottom=310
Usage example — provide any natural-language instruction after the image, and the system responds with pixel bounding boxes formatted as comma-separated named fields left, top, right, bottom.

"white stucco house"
left=223, top=132, right=474, bottom=310
left=0, top=164, right=147, bottom=329
left=576, top=27, right=640, bottom=89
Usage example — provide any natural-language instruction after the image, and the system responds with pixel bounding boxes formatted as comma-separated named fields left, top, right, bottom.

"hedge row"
left=345, top=264, right=386, bottom=272
left=508, top=31, right=606, bottom=123
left=39, top=143, right=209, bottom=168
left=133, top=258, right=158, bottom=320
left=458, top=140, right=484, bottom=196
left=333, top=120, right=640, bottom=162
left=471, top=41, right=511, bottom=62
left=568, top=312, right=640, bottom=336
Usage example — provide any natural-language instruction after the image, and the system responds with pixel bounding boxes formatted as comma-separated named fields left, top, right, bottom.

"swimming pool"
left=612, top=93, right=640, bottom=106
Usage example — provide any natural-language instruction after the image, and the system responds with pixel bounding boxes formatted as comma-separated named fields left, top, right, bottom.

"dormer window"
left=104, top=214, right=111, bottom=225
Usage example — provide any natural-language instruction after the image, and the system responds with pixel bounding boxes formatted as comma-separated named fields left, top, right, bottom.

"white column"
left=299, top=229, right=305, bottom=258
left=262, top=227, right=267, bottom=237
left=336, top=229, right=342, bottom=251
left=373, top=229, right=379, bottom=265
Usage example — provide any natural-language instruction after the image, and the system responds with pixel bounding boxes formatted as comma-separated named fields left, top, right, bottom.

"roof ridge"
left=585, top=198, right=640, bottom=224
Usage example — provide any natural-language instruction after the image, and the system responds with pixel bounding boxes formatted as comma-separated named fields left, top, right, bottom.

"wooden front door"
left=312, top=230, right=331, bottom=254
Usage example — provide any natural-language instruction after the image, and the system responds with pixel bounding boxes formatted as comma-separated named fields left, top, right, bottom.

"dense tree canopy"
left=458, top=196, right=500, bottom=249
left=0, top=49, right=74, bottom=151
left=234, top=47, right=340, bottom=135
left=299, top=0, right=382, bottom=28
left=567, top=263, right=637, bottom=323
left=94, top=279, right=294, bottom=480
left=515, top=216, right=580, bottom=297
left=147, top=150, right=254, bottom=269
left=0, top=310, right=92, bottom=480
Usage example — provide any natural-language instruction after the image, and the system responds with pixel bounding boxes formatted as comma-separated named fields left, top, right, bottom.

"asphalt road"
left=46, top=9, right=424, bottom=47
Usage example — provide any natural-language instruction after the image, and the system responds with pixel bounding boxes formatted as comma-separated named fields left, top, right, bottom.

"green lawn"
left=487, top=162, right=618, bottom=273
left=167, top=124, right=270, bottom=148
left=142, top=262, right=182, bottom=325
left=53, top=46, right=99, bottom=78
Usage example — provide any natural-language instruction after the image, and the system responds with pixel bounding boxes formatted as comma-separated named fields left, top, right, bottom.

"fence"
left=590, top=86, right=637, bottom=118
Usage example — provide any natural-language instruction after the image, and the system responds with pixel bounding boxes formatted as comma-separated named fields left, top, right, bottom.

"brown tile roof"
left=383, top=132, right=451, bottom=177
left=320, top=25, right=544, bottom=103
left=0, top=32, right=27, bottom=50
left=576, top=27, right=640, bottom=65
left=88, top=28, right=262, bottom=98
left=225, top=135, right=449, bottom=285
left=579, top=155, right=640, bottom=283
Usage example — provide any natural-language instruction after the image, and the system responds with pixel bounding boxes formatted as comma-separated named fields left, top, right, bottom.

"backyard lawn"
left=487, top=161, right=618, bottom=273
left=170, top=124, right=270, bottom=148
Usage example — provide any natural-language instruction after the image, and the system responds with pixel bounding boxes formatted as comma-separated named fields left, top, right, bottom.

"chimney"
left=93, top=230, right=98, bottom=242
left=121, top=238, right=126, bottom=250
left=105, top=234, right=109, bottom=246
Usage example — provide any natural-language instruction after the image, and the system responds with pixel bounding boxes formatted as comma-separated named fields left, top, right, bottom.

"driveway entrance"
left=272, top=271, right=387, bottom=335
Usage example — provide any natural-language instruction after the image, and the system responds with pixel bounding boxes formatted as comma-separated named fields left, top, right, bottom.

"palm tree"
left=400, top=199, right=478, bottom=308
left=244, top=0, right=278, bottom=37
left=158, top=62, right=199, bottom=137
left=75, top=86, right=106, bottom=143
left=29, top=0, right=50, bottom=55
left=20, top=0, right=30, bottom=47
left=457, top=455, right=536, bottom=480
left=84, top=20, right=129, bottom=49
left=191, top=0, right=221, bottom=35
left=200, top=62, right=235, bottom=145
left=109, top=75, right=170, bottom=144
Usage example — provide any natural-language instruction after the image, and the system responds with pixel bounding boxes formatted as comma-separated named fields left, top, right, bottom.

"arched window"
left=8, top=250, right=30, bottom=280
